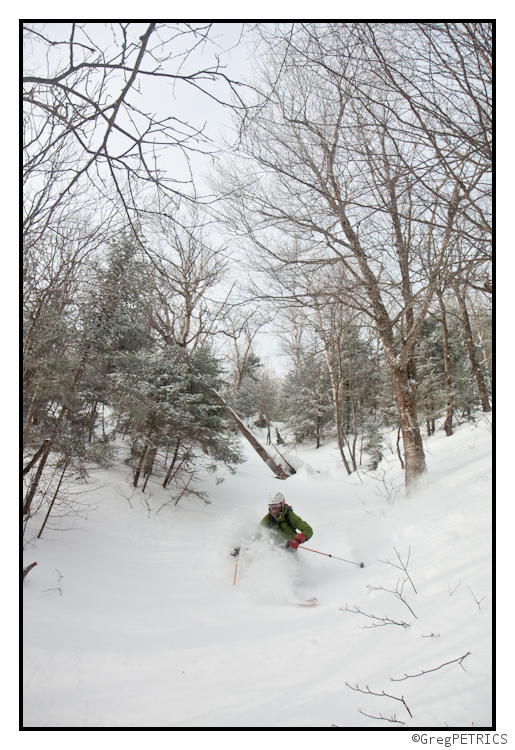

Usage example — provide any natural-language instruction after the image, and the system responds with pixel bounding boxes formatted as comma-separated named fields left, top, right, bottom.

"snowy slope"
left=23, top=416, right=493, bottom=729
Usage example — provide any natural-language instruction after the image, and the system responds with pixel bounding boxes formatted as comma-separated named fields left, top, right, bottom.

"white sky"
left=21, top=22, right=289, bottom=371
left=23, top=22, right=253, bottom=192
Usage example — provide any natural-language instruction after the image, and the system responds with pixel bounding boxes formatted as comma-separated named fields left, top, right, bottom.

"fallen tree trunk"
left=158, top=341, right=294, bottom=481
left=211, top=390, right=294, bottom=480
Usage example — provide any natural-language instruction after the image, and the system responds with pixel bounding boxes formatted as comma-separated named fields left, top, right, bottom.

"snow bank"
left=23, top=417, right=493, bottom=730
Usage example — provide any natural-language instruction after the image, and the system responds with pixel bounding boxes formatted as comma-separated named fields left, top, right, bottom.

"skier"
left=231, top=492, right=313, bottom=556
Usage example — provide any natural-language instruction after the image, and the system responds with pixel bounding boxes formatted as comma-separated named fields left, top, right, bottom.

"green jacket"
left=260, top=505, right=313, bottom=543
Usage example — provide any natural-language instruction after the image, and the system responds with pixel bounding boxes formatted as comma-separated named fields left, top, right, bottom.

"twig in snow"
left=359, top=498, right=385, bottom=519
left=367, top=578, right=417, bottom=619
left=467, top=586, right=486, bottom=609
left=390, top=652, right=471, bottom=681
left=372, top=469, right=402, bottom=505
left=378, top=546, right=417, bottom=594
left=357, top=708, right=405, bottom=724
left=23, top=562, right=37, bottom=581
left=340, top=604, right=410, bottom=628
left=140, top=490, right=152, bottom=517
left=448, top=582, right=461, bottom=597
left=345, top=682, right=412, bottom=717
left=42, top=587, right=62, bottom=596
left=115, top=483, right=135, bottom=508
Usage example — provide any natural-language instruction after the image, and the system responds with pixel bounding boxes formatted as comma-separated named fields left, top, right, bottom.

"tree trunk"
left=315, top=316, right=352, bottom=475
left=23, top=438, right=52, bottom=475
left=335, top=417, right=352, bottom=475
left=333, top=201, right=433, bottom=490
left=142, top=444, right=159, bottom=492
left=392, top=366, right=426, bottom=494
left=396, top=426, right=405, bottom=470
left=343, top=431, right=357, bottom=472
left=163, top=438, right=181, bottom=488
left=23, top=380, right=42, bottom=442
left=437, top=291, right=454, bottom=435
left=471, top=306, right=492, bottom=393
left=455, top=288, right=491, bottom=412
left=88, top=400, right=98, bottom=443
left=143, top=428, right=162, bottom=477
left=37, top=457, right=70, bottom=538
left=212, top=390, right=293, bottom=479
left=133, top=444, right=148, bottom=487
left=348, top=378, right=359, bottom=471
left=23, top=443, right=52, bottom=516
left=23, top=350, right=89, bottom=517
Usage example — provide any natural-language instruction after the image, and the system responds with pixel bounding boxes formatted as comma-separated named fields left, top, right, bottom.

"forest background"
left=23, top=22, right=492, bottom=523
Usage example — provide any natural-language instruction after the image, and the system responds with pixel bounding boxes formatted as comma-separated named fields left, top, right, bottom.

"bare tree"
left=22, top=217, right=112, bottom=518
left=219, top=305, right=272, bottom=390
left=216, top=24, right=490, bottom=491
left=149, top=206, right=231, bottom=351
left=435, top=286, right=455, bottom=435
left=23, top=23, right=251, bottom=246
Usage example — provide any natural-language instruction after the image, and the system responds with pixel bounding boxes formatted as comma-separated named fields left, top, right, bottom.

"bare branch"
left=340, top=604, right=410, bottom=628
left=377, top=546, right=417, bottom=594
left=357, top=708, right=405, bottom=724
left=467, top=586, right=486, bottom=610
left=346, top=682, right=413, bottom=718
left=390, top=652, right=471, bottom=681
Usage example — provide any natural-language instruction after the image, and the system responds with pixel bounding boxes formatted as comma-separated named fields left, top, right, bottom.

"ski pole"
left=298, top=546, right=364, bottom=567
left=231, top=547, right=240, bottom=585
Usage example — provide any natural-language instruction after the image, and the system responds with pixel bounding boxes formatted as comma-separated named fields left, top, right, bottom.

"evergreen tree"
left=414, top=317, right=448, bottom=436
left=281, top=352, right=333, bottom=447
left=226, top=352, right=262, bottom=422
left=111, top=346, right=244, bottom=492
left=76, top=234, right=154, bottom=442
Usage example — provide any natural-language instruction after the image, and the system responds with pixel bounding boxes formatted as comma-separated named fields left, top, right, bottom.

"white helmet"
left=268, top=492, right=285, bottom=507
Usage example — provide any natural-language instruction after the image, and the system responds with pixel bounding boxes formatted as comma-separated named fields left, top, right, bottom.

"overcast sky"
left=22, top=22, right=288, bottom=372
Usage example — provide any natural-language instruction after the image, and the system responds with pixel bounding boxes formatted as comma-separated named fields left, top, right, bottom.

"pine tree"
left=281, top=352, right=333, bottom=447
left=111, top=346, right=245, bottom=493
left=414, top=317, right=448, bottom=436
left=228, top=351, right=263, bottom=422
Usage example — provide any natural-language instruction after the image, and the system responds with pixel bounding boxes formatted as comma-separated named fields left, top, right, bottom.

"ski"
left=296, top=597, right=318, bottom=607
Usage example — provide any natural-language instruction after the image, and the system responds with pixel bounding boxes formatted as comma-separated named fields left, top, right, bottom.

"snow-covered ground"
left=23, top=416, right=494, bottom=731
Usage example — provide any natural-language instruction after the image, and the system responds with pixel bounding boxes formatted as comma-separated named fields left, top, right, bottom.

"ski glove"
left=287, top=533, right=307, bottom=550
left=231, top=547, right=240, bottom=557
